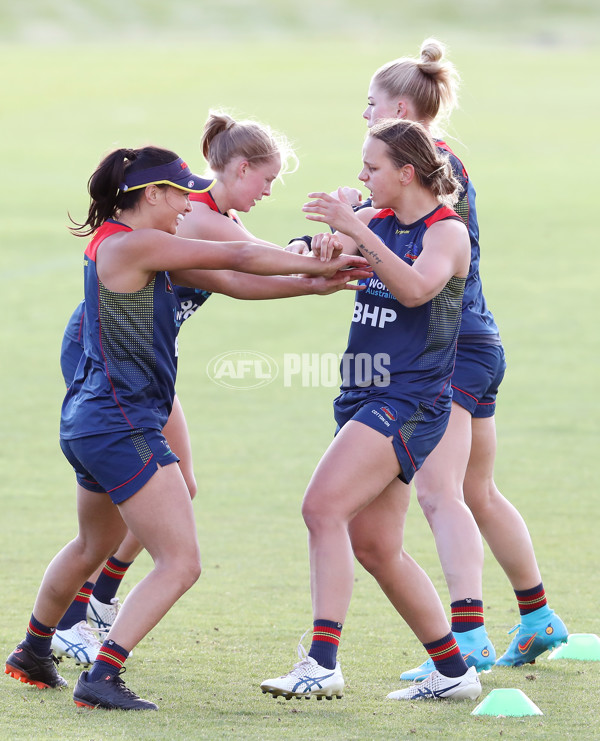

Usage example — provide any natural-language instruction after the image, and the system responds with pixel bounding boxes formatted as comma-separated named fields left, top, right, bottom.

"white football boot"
left=387, top=666, right=482, bottom=701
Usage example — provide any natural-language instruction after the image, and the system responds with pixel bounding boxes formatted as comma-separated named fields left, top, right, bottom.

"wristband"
left=288, top=235, right=312, bottom=251
left=352, top=199, right=371, bottom=212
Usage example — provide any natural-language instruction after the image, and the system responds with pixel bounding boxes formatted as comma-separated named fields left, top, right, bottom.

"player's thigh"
left=162, top=394, right=196, bottom=497
left=414, top=401, right=472, bottom=494
left=349, top=477, right=410, bottom=560
left=117, top=463, right=199, bottom=565
left=75, top=484, right=128, bottom=557
left=303, top=420, right=401, bottom=523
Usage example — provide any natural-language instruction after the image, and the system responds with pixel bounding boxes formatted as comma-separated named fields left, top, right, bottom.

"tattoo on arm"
left=358, top=244, right=383, bottom=264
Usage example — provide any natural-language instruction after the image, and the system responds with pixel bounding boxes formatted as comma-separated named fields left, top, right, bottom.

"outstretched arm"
left=97, top=228, right=370, bottom=293
left=171, top=265, right=372, bottom=299
left=303, top=191, right=469, bottom=306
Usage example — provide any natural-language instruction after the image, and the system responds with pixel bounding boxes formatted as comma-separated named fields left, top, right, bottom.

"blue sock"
left=515, top=583, right=548, bottom=617
left=57, top=582, right=94, bottom=630
left=87, top=639, right=129, bottom=682
left=24, top=614, right=55, bottom=657
left=451, top=598, right=484, bottom=633
left=424, top=632, right=467, bottom=678
left=307, top=619, right=342, bottom=670
left=92, top=557, right=132, bottom=604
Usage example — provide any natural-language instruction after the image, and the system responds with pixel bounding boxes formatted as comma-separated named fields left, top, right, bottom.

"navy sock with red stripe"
left=424, top=632, right=468, bottom=678
left=92, top=557, right=132, bottom=604
left=24, top=614, right=56, bottom=657
left=57, top=581, right=94, bottom=630
left=450, top=598, right=484, bottom=633
left=87, top=639, right=129, bottom=682
left=515, top=583, right=547, bottom=616
left=307, top=619, right=342, bottom=670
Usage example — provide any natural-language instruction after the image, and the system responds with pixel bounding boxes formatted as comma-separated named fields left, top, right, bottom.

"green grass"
left=1, top=6, right=599, bottom=739
left=1, top=0, right=599, bottom=45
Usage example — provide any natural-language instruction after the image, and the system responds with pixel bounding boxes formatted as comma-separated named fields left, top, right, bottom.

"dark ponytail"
left=70, top=145, right=179, bottom=237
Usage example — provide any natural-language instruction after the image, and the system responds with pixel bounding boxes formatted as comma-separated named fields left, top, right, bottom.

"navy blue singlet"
left=436, top=140, right=500, bottom=345
left=340, top=205, right=465, bottom=404
left=61, top=220, right=182, bottom=438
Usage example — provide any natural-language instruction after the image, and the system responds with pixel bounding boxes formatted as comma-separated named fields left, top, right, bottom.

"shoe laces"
left=296, top=629, right=311, bottom=661
left=92, top=598, right=121, bottom=636
left=113, top=668, right=140, bottom=699
left=507, top=622, right=538, bottom=638
left=73, top=620, right=102, bottom=648
left=283, top=629, right=317, bottom=677
left=411, top=669, right=441, bottom=687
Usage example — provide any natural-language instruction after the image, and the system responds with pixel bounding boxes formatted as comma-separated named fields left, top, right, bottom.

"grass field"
left=1, top=3, right=599, bottom=739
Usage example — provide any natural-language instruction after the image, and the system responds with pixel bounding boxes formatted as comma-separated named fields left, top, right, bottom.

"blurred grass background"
left=0, top=2, right=599, bottom=739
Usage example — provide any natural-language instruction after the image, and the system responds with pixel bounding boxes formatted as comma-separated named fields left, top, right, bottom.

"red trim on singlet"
left=372, top=206, right=460, bottom=227
left=84, top=221, right=131, bottom=261
left=189, top=189, right=241, bottom=223
left=424, top=206, right=461, bottom=228
left=189, top=189, right=220, bottom=211
left=371, top=208, right=395, bottom=220
left=436, top=140, right=452, bottom=154
left=436, top=139, right=468, bottom=181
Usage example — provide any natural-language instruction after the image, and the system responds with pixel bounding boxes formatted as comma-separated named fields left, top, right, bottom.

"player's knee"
left=464, top=478, right=496, bottom=518
left=301, top=485, right=327, bottom=529
left=352, top=535, right=396, bottom=576
left=73, top=534, right=122, bottom=572
left=158, top=546, right=202, bottom=589
left=415, top=486, right=442, bottom=523
left=177, top=552, right=202, bottom=589
left=416, top=484, right=462, bottom=524
left=301, top=488, right=347, bottom=533
left=187, top=558, right=202, bottom=586
left=352, top=542, right=379, bottom=574
left=301, top=497, right=322, bottom=532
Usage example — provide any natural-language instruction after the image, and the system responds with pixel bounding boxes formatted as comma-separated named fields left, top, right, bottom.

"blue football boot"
left=495, top=608, right=568, bottom=667
left=400, top=625, right=496, bottom=682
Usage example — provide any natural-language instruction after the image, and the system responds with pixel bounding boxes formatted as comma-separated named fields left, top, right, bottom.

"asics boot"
left=73, top=669, right=157, bottom=710
left=388, top=666, right=482, bottom=701
left=261, top=655, right=344, bottom=700
left=52, top=620, right=101, bottom=666
left=400, top=625, right=496, bottom=681
left=87, top=595, right=120, bottom=632
left=5, top=641, right=67, bottom=689
left=496, top=608, right=568, bottom=666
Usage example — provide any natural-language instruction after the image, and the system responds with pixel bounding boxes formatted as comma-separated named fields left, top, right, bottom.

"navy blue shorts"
left=451, top=344, right=506, bottom=418
left=333, top=390, right=451, bottom=485
left=60, top=428, right=180, bottom=504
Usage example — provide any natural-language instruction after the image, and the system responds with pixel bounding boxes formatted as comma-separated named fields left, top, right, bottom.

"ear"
left=396, top=99, right=408, bottom=120
left=399, top=164, right=415, bottom=185
left=144, top=184, right=161, bottom=204
left=237, top=160, right=250, bottom=178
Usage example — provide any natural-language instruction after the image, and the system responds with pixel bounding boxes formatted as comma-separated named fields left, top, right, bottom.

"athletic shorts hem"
left=333, top=392, right=450, bottom=485
left=451, top=344, right=506, bottom=418
left=60, top=429, right=180, bottom=504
